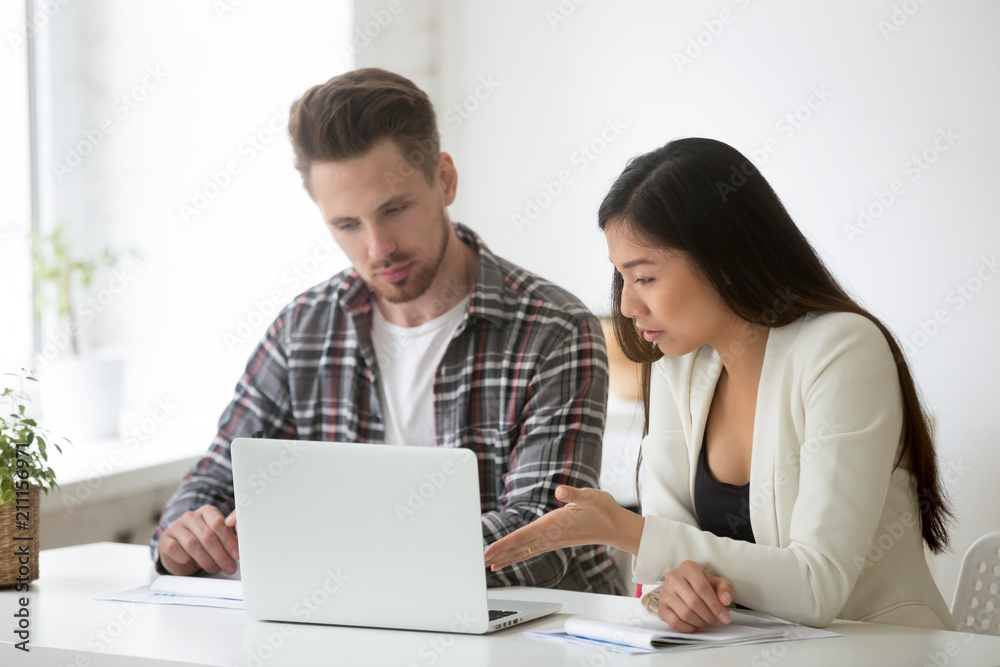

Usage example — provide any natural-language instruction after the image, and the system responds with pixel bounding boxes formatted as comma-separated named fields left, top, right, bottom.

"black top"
left=693, top=436, right=755, bottom=544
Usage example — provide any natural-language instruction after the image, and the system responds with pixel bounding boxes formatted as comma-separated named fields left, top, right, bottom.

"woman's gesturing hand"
left=483, top=485, right=644, bottom=570
left=656, top=560, right=735, bottom=633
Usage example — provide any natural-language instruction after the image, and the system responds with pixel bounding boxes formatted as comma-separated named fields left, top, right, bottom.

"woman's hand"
left=655, top=560, right=735, bottom=633
left=483, top=485, right=644, bottom=570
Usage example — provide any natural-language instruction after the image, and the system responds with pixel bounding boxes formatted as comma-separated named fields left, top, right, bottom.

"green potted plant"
left=0, top=369, right=64, bottom=587
left=32, top=222, right=137, bottom=438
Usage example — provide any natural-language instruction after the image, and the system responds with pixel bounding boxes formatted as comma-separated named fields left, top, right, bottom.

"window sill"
left=38, top=434, right=204, bottom=513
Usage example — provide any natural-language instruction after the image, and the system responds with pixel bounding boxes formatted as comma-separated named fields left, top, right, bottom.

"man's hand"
left=656, top=560, right=735, bottom=633
left=483, top=485, right=644, bottom=570
left=158, top=505, right=239, bottom=576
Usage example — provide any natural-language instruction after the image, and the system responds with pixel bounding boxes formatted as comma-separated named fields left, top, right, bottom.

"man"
left=150, top=68, right=625, bottom=595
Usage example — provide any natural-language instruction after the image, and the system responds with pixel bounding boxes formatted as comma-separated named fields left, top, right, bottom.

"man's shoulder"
left=479, top=251, right=607, bottom=374
left=490, top=253, right=597, bottom=330
left=275, top=266, right=358, bottom=333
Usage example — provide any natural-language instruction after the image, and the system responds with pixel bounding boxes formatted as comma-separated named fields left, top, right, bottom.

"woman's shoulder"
left=774, top=311, right=897, bottom=382
left=787, top=311, right=889, bottom=351
left=797, top=310, right=881, bottom=333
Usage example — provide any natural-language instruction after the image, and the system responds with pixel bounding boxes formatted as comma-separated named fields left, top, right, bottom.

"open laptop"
left=230, top=438, right=561, bottom=634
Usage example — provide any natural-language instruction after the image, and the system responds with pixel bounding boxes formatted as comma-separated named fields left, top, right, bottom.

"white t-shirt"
left=370, top=295, right=471, bottom=447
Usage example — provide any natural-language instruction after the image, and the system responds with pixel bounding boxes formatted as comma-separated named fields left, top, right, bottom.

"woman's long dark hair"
left=600, top=137, right=952, bottom=553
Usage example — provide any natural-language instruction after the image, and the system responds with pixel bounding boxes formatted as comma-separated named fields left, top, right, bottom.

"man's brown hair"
left=288, top=68, right=440, bottom=194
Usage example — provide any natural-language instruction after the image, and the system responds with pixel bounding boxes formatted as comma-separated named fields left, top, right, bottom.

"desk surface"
left=2, top=543, right=999, bottom=666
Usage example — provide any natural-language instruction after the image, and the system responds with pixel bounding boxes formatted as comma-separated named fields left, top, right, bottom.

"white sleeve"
left=631, top=358, right=700, bottom=617
left=632, top=317, right=903, bottom=627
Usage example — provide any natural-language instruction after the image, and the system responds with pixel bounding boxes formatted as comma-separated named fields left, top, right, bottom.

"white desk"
left=3, top=543, right=999, bottom=666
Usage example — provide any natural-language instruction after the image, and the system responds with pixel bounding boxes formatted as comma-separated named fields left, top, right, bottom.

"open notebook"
left=528, top=610, right=839, bottom=654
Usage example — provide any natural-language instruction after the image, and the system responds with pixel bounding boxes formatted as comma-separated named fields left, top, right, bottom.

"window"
left=29, top=1, right=353, bottom=447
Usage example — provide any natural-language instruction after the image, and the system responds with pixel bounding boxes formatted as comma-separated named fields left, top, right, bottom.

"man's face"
left=310, top=138, right=455, bottom=304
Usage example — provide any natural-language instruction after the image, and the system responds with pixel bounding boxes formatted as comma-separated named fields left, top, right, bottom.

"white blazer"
left=632, top=311, right=955, bottom=629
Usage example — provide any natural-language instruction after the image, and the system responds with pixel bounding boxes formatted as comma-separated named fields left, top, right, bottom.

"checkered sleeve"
left=149, top=314, right=298, bottom=568
left=482, top=314, right=609, bottom=588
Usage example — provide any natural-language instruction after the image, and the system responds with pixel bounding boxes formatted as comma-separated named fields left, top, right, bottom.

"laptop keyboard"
left=489, top=609, right=518, bottom=621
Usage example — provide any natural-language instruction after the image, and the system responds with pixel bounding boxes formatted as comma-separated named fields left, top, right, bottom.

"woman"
left=484, top=138, right=955, bottom=631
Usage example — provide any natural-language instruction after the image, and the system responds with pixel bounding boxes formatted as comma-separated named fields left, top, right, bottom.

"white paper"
left=150, top=575, right=243, bottom=600
left=98, top=575, right=244, bottom=610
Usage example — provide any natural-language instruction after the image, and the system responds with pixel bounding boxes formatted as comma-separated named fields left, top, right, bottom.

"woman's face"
left=605, top=221, right=733, bottom=357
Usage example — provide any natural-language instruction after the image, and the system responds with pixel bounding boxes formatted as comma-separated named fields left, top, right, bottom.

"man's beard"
left=369, top=214, right=451, bottom=305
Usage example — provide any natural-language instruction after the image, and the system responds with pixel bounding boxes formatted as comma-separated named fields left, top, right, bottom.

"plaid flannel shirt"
left=151, top=223, right=625, bottom=595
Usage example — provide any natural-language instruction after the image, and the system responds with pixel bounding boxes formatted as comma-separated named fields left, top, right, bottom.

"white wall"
left=33, top=1, right=354, bottom=448
left=425, top=1, right=998, bottom=599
